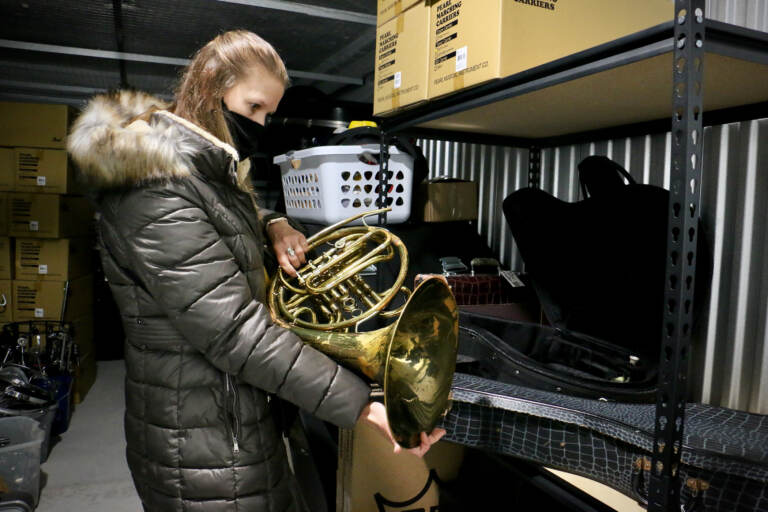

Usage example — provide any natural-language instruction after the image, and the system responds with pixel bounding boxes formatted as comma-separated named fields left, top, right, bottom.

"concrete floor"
left=30, top=360, right=641, bottom=512
left=37, top=360, right=141, bottom=512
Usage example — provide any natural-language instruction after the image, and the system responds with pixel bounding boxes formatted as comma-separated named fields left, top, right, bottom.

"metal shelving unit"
left=376, top=1, right=768, bottom=510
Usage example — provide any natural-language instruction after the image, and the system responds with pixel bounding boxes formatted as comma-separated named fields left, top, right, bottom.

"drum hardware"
left=269, top=208, right=458, bottom=448
left=16, top=336, right=28, bottom=368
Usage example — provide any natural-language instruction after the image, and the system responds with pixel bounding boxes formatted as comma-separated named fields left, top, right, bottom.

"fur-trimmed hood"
left=68, top=90, right=240, bottom=191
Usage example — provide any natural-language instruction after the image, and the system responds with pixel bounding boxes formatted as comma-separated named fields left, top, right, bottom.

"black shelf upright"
left=377, top=133, right=391, bottom=226
left=648, top=1, right=705, bottom=510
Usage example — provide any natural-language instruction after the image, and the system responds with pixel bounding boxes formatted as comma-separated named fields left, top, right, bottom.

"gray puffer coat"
left=67, top=91, right=371, bottom=512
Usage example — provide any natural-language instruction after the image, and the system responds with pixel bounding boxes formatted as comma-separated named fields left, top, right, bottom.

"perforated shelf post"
left=648, top=1, right=705, bottom=510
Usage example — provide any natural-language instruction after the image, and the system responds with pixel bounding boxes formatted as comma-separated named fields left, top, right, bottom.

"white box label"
left=36, top=176, right=47, bottom=186
left=394, top=71, right=402, bottom=89
left=38, top=264, right=48, bottom=275
left=29, top=220, right=39, bottom=232
left=34, top=308, right=44, bottom=318
left=455, top=46, right=468, bottom=72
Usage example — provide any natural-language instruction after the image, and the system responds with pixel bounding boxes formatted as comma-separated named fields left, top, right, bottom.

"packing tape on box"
left=396, top=12, right=405, bottom=33
left=453, top=70, right=465, bottom=91
left=393, top=0, right=403, bottom=17
left=391, top=90, right=401, bottom=111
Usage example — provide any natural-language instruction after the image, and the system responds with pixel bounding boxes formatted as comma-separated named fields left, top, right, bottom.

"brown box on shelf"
left=377, top=0, right=420, bottom=25
left=74, top=349, right=97, bottom=404
left=15, top=238, right=93, bottom=281
left=0, top=148, right=14, bottom=191
left=0, top=102, right=76, bottom=149
left=0, top=193, right=8, bottom=236
left=12, top=274, right=94, bottom=322
left=0, top=237, right=12, bottom=280
left=13, top=148, right=81, bottom=194
left=8, top=193, right=94, bottom=239
left=428, top=0, right=672, bottom=100
left=414, top=178, right=477, bottom=222
left=374, top=1, right=430, bottom=116
left=0, top=280, right=13, bottom=324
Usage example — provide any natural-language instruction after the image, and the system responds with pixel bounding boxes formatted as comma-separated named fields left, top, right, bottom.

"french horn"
left=268, top=208, right=458, bottom=448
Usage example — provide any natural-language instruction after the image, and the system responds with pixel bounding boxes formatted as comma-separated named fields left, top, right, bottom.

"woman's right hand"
left=357, top=401, right=445, bottom=458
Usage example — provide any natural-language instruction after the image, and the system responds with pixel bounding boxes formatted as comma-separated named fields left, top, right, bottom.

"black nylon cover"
left=502, top=182, right=669, bottom=361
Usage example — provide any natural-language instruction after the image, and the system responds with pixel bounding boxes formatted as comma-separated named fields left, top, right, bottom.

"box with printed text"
left=428, top=0, right=673, bottom=99
left=0, top=102, right=76, bottom=149
left=374, top=1, right=430, bottom=116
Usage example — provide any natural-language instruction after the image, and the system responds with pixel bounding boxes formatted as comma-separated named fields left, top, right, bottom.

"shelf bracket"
left=648, top=1, right=705, bottom=510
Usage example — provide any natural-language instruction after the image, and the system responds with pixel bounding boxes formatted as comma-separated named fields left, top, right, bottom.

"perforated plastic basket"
left=273, top=144, right=414, bottom=225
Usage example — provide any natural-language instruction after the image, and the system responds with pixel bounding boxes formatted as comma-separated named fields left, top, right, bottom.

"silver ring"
left=286, top=247, right=296, bottom=257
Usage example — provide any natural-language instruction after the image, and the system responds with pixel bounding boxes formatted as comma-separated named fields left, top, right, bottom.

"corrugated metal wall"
left=414, top=1, right=768, bottom=415
left=419, top=121, right=768, bottom=416
left=418, top=120, right=768, bottom=416
left=706, top=0, right=768, bottom=30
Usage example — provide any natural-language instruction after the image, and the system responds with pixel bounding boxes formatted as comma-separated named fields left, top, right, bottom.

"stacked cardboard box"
left=374, top=1, right=430, bottom=116
left=0, top=101, right=97, bottom=402
left=374, top=1, right=673, bottom=113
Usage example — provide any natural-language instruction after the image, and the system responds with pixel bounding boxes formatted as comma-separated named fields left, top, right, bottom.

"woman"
left=68, top=30, right=443, bottom=511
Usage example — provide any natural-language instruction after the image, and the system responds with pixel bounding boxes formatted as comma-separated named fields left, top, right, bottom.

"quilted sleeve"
left=115, top=186, right=370, bottom=428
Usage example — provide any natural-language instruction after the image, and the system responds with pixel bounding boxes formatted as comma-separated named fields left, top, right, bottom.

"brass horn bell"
left=268, top=209, right=458, bottom=448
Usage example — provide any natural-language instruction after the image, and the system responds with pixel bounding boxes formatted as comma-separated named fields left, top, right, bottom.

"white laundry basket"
left=273, top=144, right=414, bottom=226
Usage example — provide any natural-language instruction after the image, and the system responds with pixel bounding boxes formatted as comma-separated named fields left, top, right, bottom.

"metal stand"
left=648, top=1, right=705, bottom=510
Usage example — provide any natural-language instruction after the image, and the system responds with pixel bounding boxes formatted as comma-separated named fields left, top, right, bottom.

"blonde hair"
left=174, top=30, right=289, bottom=191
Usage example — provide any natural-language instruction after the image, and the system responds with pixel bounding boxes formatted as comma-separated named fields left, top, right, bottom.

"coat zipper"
left=225, top=374, right=241, bottom=456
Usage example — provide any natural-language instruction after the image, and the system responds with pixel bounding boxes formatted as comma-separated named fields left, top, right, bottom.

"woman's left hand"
left=267, top=220, right=309, bottom=277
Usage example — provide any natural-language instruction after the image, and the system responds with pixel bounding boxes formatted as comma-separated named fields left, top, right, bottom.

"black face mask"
left=222, top=103, right=268, bottom=161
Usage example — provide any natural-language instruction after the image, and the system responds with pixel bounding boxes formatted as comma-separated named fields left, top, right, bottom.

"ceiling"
left=0, top=0, right=378, bottom=111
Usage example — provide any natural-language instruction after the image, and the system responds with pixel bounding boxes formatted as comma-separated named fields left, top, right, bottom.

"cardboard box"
left=0, top=280, right=13, bottom=324
left=377, top=0, right=420, bottom=25
left=71, top=314, right=95, bottom=362
left=337, top=422, right=464, bottom=512
left=0, top=237, right=11, bottom=280
left=13, top=148, right=80, bottom=194
left=0, top=149, right=14, bottom=191
left=74, top=349, right=97, bottom=404
left=0, top=102, right=76, bottom=149
left=415, top=179, right=477, bottom=222
left=12, top=274, right=94, bottom=322
left=374, top=2, right=430, bottom=116
left=428, top=0, right=673, bottom=99
left=0, top=193, right=7, bottom=236
left=15, top=238, right=94, bottom=281
left=8, top=193, right=94, bottom=239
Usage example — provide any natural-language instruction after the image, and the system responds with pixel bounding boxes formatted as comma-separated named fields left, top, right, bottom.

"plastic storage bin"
left=50, top=374, right=73, bottom=436
left=273, top=144, right=414, bottom=225
left=0, top=416, right=44, bottom=506
left=0, top=403, right=57, bottom=464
